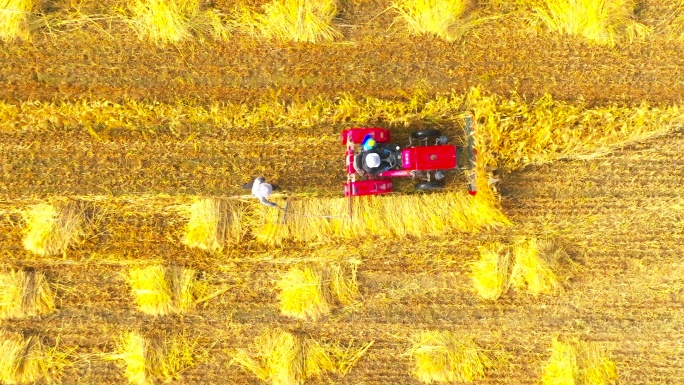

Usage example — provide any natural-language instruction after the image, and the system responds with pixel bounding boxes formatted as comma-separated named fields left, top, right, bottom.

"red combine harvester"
left=343, top=115, right=477, bottom=197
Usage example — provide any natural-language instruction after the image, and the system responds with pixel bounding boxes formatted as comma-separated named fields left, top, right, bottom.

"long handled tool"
left=279, top=201, right=290, bottom=224
left=277, top=200, right=345, bottom=220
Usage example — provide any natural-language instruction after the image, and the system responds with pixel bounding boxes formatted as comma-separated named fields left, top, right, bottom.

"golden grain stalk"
left=182, top=197, right=247, bottom=252
left=406, top=331, right=493, bottom=383
left=0, top=331, right=69, bottom=384
left=233, top=329, right=372, bottom=385
left=111, top=331, right=197, bottom=385
left=533, top=0, right=650, bottom=46
left=22, top=201, right=87, bottom=257
left=509, top=238, right=575, bottom=296
left=277, top=262, right=358, bottom=321
left=126, top=0, right=230, bottom=46
left=0, top=0, right=33, bottom=41
left=128, top=265, right=207, bottom=316
left=542, top=337, right=617, bottom=385
left=391, top=0, right=493, bottom=41
left=0, top=270, right=55, bottom=319
left=467, top=87, right=684, bottom=171
left=234, top=0, right=342, bottom=43
left=471, top=242, right=511, bottom=300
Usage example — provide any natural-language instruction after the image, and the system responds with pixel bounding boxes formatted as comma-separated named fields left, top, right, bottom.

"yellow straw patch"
left=126, top=0, right=230, bottom=46
left=533, top=0, right=650, bottom=46
left=128, top=265, right=207, bottom=316
left=392, top=0, right=493, bottom=41
left=470, top=242, right=511, bottom=300
left=0, top=270, right=55, bottom=319
left=182, top=197, right=248, bottom=252
left=277, top=262, right=359, bottom=321
left=253, top=187, right=508, bottom=245
left=406, top=331, right=493, bottom=383
left=234, top=0, right=342, bottom=43
left=110, top=331, right=197, bottom=385
left=0, top=331, right=69, bottom=385
left=233, top=329, right=373, bottom=385
left=542, top=337, right=617, bottom=385
left=22, top=202, right=87, bottom=257
left=509, top=238, right=575, bottom=296
left=0, top=0, right=33, bottom=42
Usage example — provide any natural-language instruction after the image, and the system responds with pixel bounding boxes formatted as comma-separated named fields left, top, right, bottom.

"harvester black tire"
left=410, top=129, right=441, bottom=139
left=415, top=180, right=445, bottom=191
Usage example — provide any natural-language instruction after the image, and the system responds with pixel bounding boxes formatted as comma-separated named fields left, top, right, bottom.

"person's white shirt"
left=251, top=177, right=278, bottom=207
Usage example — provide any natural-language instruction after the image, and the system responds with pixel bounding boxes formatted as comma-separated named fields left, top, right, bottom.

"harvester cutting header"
left=343, top=114, right=478, bottom=197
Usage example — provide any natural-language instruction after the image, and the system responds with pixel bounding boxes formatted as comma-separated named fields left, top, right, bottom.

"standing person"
left=242, top=177, right=281, bottom=208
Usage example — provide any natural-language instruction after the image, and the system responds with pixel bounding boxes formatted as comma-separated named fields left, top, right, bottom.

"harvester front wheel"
left=415, top=180, right=445, bottom=191
left=410, top=129, right=441, bottom=139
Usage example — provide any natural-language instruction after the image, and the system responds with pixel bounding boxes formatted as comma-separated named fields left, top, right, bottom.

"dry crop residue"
left=0, top=130, right=683, bottom=383
left=0, top=1, right=683, bottom=104
left=2, top=0, right=684, bottom=382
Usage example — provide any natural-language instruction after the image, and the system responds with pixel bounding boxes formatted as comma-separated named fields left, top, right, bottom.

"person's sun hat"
left=365, top=153, right=381, bottom=168
left=257, top=183, right=273, bottom=197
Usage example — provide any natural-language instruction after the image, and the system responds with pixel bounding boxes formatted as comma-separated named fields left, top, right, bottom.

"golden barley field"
left=1, top=0, right=684, bottom=383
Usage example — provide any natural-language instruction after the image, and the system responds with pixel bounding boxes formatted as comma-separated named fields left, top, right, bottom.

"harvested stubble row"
left=4, top=186, right=505, bottom=253
left=0, top=130, right=682, bottom=384
left=1, top=0, right=684, bottom=111
left=1, top=0, right=679, bottom=46
left=1, top=90, right=682, bottom=196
